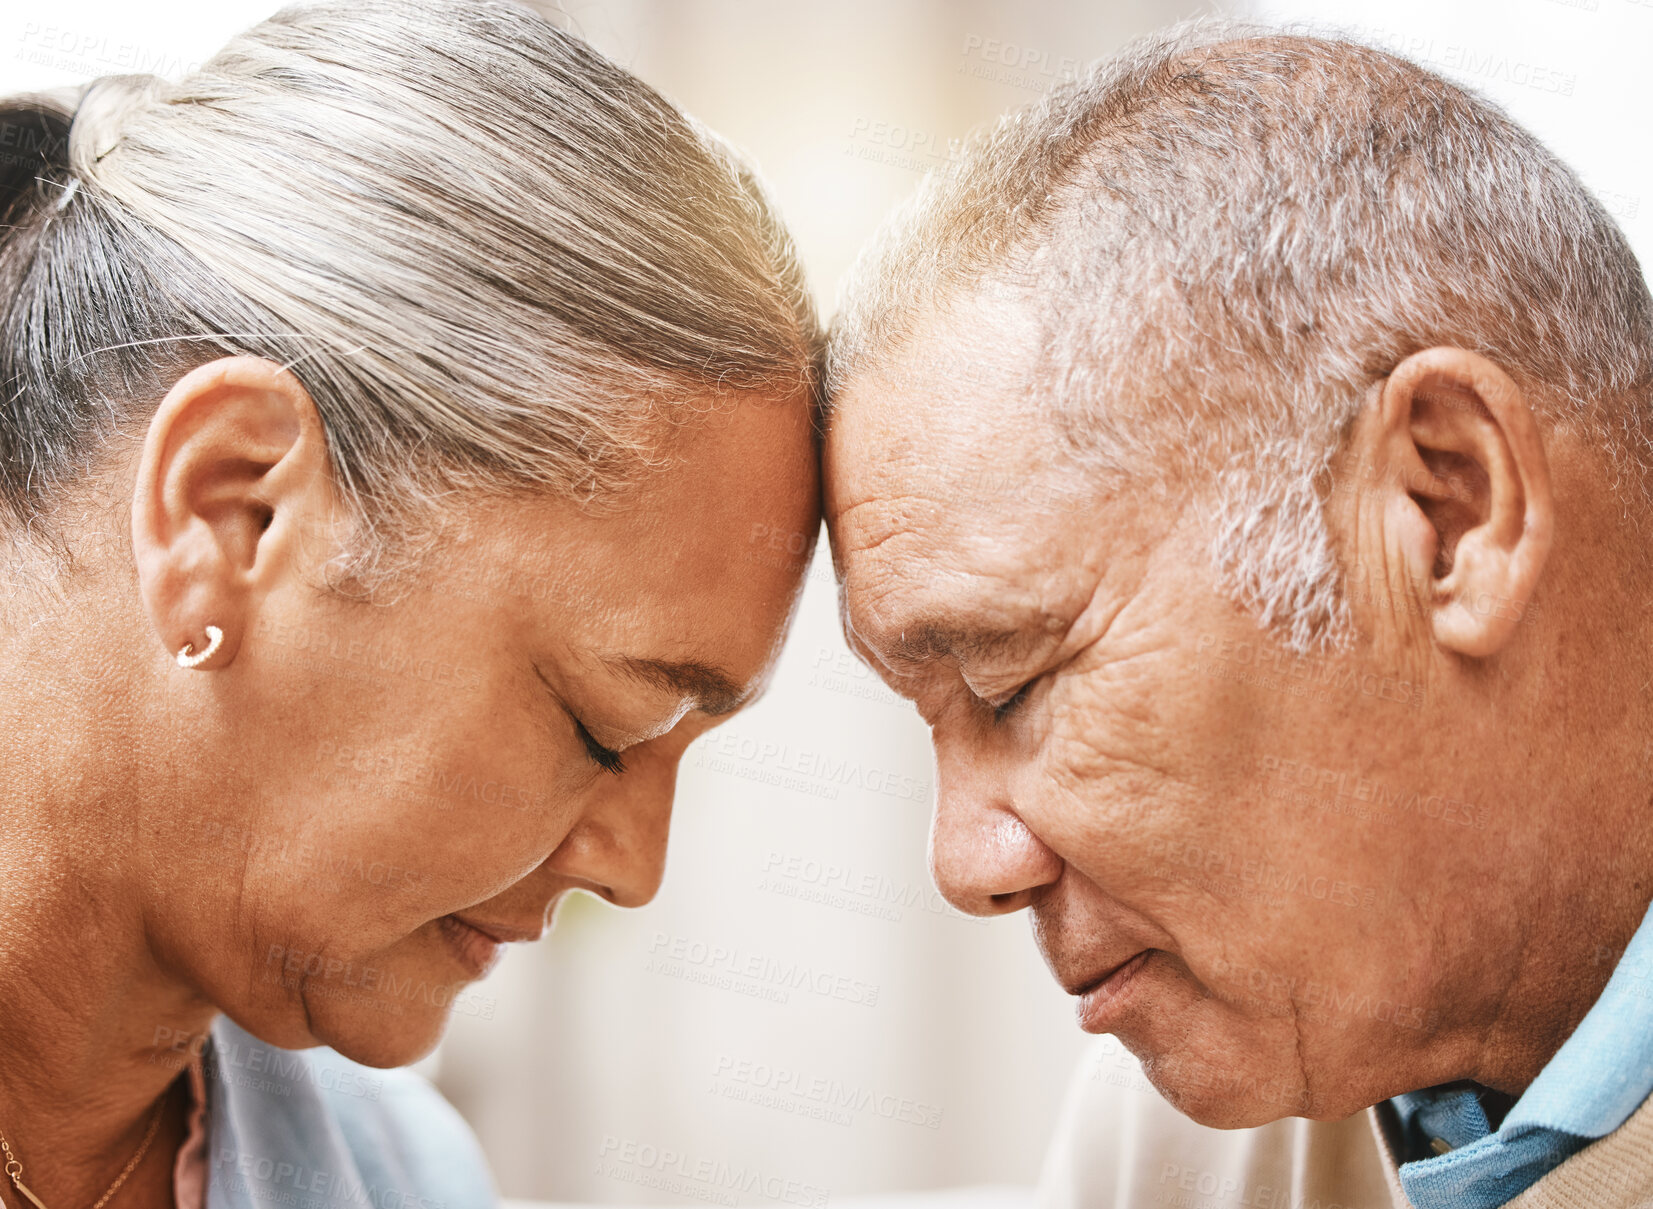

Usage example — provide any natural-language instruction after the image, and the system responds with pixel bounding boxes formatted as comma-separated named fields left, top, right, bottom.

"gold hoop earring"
left=176, top=624, right=224, bottom=670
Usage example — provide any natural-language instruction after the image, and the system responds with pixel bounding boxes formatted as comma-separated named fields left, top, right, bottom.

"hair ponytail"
left=2, top=0, right=820, bottom=565
left=65, top=75, right=162, bottom=181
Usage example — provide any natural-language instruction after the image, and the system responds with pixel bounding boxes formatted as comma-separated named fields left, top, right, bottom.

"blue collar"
left=1394, top=898, right=1653, bottom=1209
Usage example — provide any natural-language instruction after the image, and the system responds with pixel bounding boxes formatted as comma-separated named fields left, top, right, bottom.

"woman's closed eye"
left=573, top=715, right=627, bottom=775
left=533, top=661, right=628, bottom=775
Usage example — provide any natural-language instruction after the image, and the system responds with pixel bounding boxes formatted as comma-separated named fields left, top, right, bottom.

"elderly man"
left=824, top=25, right=1653, bottom=1209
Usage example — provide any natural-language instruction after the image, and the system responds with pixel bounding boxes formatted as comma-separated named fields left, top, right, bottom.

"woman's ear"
left=131, top=355, right=337, bottom=669
left=1367, top=346, right=1554, bottom=658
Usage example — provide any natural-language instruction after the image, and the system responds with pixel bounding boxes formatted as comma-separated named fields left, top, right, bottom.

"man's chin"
left=1128, top=1042, right=1320, bottom=1129
left=1070, top=958, right=1336, bottom=1126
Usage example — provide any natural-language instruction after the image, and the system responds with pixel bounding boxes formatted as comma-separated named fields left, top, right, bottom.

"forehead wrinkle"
left=849, top=530, right=1064, bottom=665
left=829, top=490, right=947, bottom=556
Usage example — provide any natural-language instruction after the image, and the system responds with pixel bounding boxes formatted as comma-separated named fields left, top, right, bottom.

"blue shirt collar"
left=1394, top=897, right=1653, bottom=1209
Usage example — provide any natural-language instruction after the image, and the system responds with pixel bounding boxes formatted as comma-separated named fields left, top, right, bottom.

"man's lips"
left=1066, top=950, right=1154, bottom=1034
left=1061, top=949, right=1151, bottom=998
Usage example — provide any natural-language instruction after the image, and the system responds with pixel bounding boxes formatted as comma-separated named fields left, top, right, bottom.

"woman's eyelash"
left=534, top=662, right=627, bottom=776
left=574, top=717, right=627, bottom=775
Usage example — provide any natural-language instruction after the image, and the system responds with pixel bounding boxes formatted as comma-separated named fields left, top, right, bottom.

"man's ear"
left=132, top=355, right=336, bottom=669
left=1367, top=346, right=1553, bottom=658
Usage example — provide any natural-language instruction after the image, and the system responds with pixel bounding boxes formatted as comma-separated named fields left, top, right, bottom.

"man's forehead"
left=824, top=289, right=1112, bottom=660
left=828, top=457, right=1101, bottom=672
left=827, top=376, right=1046, bottom=540
left=827, top=385, right=1096, bottom=568
left=828, top=286, right=1046, bottom=501
left=826, top=435, right=1011, bottom=590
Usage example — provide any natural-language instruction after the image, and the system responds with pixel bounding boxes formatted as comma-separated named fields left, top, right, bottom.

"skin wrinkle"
left=828, top=495, right=945, bottom=569
left=849, top=490, right=1132, bottom=702
left=1474, top=900, right=1528, bottom=1092
left=1468, top=810, right=1560, bottom=1091
left=1290, top=979, right=1314, bottom=1121
left=827, top=282, right=1653, bottom=1130
left=1043, top=683, right=1184, bottom=799
left=0, top=354, right=819, bottom=1202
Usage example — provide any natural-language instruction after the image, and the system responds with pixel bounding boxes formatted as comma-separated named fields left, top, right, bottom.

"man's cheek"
left=1039, top=673, right=1195, bottom=840
left=1033, top=766, right=1183, bottom=909
left=1036, top=687, right=1281, bottom=938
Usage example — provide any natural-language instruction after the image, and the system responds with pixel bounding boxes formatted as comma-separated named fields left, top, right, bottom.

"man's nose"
left=547, top=750, right=677, bottom=909
left=928, top=731, right=1063, bottom=916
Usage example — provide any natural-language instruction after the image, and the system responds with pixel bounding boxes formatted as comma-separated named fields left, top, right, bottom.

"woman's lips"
left=1075, top=949, right=1153, bottom=1034
left=436, top=914, right=504, bottom=978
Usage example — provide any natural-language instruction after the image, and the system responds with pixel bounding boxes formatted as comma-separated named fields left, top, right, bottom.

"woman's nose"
left=547, top=751, right=678, bottom=908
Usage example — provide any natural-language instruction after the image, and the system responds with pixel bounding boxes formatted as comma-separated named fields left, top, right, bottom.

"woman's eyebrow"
left=602, top=655, right=751, bottom=716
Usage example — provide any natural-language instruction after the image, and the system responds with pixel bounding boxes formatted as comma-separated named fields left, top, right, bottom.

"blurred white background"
left=4, top=0, right=1647, bottom=1203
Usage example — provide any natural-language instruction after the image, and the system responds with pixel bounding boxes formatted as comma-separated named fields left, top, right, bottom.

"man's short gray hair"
left=1, top=0, right=818, bottom=576
left=828, top=21, right=1653, bottom=651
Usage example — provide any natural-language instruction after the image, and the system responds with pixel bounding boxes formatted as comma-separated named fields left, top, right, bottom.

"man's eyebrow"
left=603, top=656, right=751, bottom=716
left=883, top=620, right=1030, bottom=666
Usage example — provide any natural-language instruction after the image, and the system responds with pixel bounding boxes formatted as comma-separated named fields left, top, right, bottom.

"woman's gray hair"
left=0, top=0, right=819, bottom=573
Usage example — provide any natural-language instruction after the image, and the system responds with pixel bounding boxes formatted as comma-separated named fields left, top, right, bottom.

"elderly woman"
left=0, top=1, right=819, bottom=1204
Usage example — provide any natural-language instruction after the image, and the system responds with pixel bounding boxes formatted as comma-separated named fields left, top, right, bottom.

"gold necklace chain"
left=0, top=1100, right=164, bottom=1209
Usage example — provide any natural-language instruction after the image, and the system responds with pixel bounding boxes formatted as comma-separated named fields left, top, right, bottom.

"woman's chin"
left=303, top=993, right=454, bottom=1068
left=248, top=930, right=489, bottom=1067
left=321, top=1014, right=449, bottom=1069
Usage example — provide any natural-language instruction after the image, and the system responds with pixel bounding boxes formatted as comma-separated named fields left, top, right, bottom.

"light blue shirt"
left=203, top=1017, right=498, bottom=1209
left=1394, top=899, right=1653, bottom=1209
